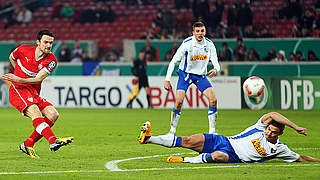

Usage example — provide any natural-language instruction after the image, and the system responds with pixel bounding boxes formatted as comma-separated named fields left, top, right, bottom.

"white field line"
left=1, top=148, right=319, bottom=175
left=104, top=150, right=320, bottom=172
left=292, top=148, right=320, bottom=151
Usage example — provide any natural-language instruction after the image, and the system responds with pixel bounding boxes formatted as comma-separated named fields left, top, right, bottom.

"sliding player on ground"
left=138, top=112, right=320, bottom=163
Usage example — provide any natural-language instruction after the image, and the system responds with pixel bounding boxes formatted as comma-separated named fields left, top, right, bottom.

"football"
left=243, top=76, right=265, bottom=97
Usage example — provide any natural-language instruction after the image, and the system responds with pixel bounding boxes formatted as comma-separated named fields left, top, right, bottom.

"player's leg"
left=168, top=71, right=191, bottom=134
left=169, top=151, right=229, bottom=163
left=139, top=121, right=205, bottom=151
left=127, top=83, right=140, bottom=108
left=203, top=87, right=218, bottom=134
left=169, top=90, right=185, bottom=134
left=168, top=133, right=232, bottom=163
left=196, top=75, right=218, bottom=134
left=144, top=86, right=152, bottom=108
left=38, top=101, right=73, bottom=152
left=141, top=76, right=152, bottom=108
left=25, top=102, right=73, bottom=152
left=24, top=105, right=59, bottom=147
left=24, top=104, right=57, bottom=145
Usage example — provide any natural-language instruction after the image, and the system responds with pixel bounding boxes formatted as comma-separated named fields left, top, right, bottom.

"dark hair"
left=37, top=29, right=54, bottom=41
left=270, top=120, right=285, bottom=133
left=192, top=21, right=205, bottom=29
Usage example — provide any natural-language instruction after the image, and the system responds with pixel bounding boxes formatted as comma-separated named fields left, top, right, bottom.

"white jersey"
left=228, top=118, right=300, bottom=163
left=165, top=36, right=220, bottom=81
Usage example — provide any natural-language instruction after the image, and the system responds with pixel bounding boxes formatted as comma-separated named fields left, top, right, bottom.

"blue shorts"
left=202, top=133, right=241, bottom=163
left=176, top=69, right=212, bottom=93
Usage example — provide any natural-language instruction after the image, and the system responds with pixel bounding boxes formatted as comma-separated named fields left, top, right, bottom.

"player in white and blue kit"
left=138, top=112, right=320, bottom=163
left=164, top=21, right=220, bottom=135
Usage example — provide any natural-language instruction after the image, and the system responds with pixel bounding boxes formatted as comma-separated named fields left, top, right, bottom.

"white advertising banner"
left=0, top=80, right=10, bottom=107
left=41, top=76, right=241, bottom=109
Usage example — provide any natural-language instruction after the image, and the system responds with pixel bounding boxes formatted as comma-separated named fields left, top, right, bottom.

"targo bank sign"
left=41, top=76, right=241, bottom=109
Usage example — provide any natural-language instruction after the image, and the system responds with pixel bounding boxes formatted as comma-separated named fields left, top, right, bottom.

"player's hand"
left=164, top=80, right=172, bottom=91
left=296, top=126, right=307, bottom=136
left=208, top=69, right=217, bottom=78
left=1, top=73, right=20, bottom=82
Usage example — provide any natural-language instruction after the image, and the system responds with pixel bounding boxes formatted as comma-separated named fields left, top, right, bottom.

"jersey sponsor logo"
left=190, top=55, right=207, bottom=61
left=25, top=57, right=30, bottom=62
left=48, top=61, right=56, bottom=70
left=27, top=97, right=33, bottom=102
left=251, top=139, right=267, bottom=157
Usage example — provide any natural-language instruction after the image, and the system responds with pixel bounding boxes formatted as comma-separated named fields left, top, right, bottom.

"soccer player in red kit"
left=1, top=30, right=73, bottom=158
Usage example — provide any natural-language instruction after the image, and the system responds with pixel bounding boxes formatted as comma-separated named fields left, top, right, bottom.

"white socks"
left=169, top=109, right=181, bottom=134
left=184, top=154, right=205, bottom=163
left=208, top=113, right=217, bottom=134
left=149, top=134, right=175, bottom=147
left=208, top=106, right=217, bottom=134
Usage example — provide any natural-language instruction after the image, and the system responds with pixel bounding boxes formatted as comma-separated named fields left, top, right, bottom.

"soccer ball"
left=243, top=76, right=265, bottom=97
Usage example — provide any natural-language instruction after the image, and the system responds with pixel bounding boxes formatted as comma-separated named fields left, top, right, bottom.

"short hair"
left=37, top=29, right=54, bottom=41
left=192, top=21, right=205, bottom=29
left=269, top=120, right=285, bottom=133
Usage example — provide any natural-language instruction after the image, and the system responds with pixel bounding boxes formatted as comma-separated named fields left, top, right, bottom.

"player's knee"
left=209, top=97, right=217, bottom=107
left=47, top=111, right=59, bottom=122
left=175, top=100, right=183, bottom=109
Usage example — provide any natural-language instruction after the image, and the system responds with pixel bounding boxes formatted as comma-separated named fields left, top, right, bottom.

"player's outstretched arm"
left=1, top=68, right=49, bottom=84
left=262, top=112, right=307, bottom=136
left=297, top=154, right=320, bottom=162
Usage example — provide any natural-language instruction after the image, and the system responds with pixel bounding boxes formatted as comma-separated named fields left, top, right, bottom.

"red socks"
left=25, top=117, right=56, bottom=147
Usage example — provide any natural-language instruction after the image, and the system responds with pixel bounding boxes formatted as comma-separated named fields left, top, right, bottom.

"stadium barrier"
left=1, top=76, right=320, bottom=110
left=39, top=76, right=241, bottom=109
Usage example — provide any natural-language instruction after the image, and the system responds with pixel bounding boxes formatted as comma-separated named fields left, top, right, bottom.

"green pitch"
left=0, top=108, right=319, bottom=179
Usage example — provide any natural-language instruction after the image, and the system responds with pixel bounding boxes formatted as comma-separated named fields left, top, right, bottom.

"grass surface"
left=0, top=108, right=319, bottom=179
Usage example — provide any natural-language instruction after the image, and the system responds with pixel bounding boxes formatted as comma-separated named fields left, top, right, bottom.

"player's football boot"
left=138, top=121, right=151, bottom=144
left=50, top=137, right=74, bottom=152
left=167, top=156, right=184, bottom=163
left=19, top=142, right=39, bottom=159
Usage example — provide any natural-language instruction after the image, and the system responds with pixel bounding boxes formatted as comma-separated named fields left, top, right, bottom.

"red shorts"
left=9, top=84, right=52, bottom=115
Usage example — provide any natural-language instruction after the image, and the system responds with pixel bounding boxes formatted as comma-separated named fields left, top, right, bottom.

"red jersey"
left=11, top=44, right=57, bottom=92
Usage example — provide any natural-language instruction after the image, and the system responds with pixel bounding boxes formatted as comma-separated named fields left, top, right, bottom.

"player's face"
left=193, top=26, right=206, bottom=42
left=265, top=125, right=281, bottom=143
left=37, top=35, right=54, bottom=55
left=138, top=52, right=145, bottom=61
